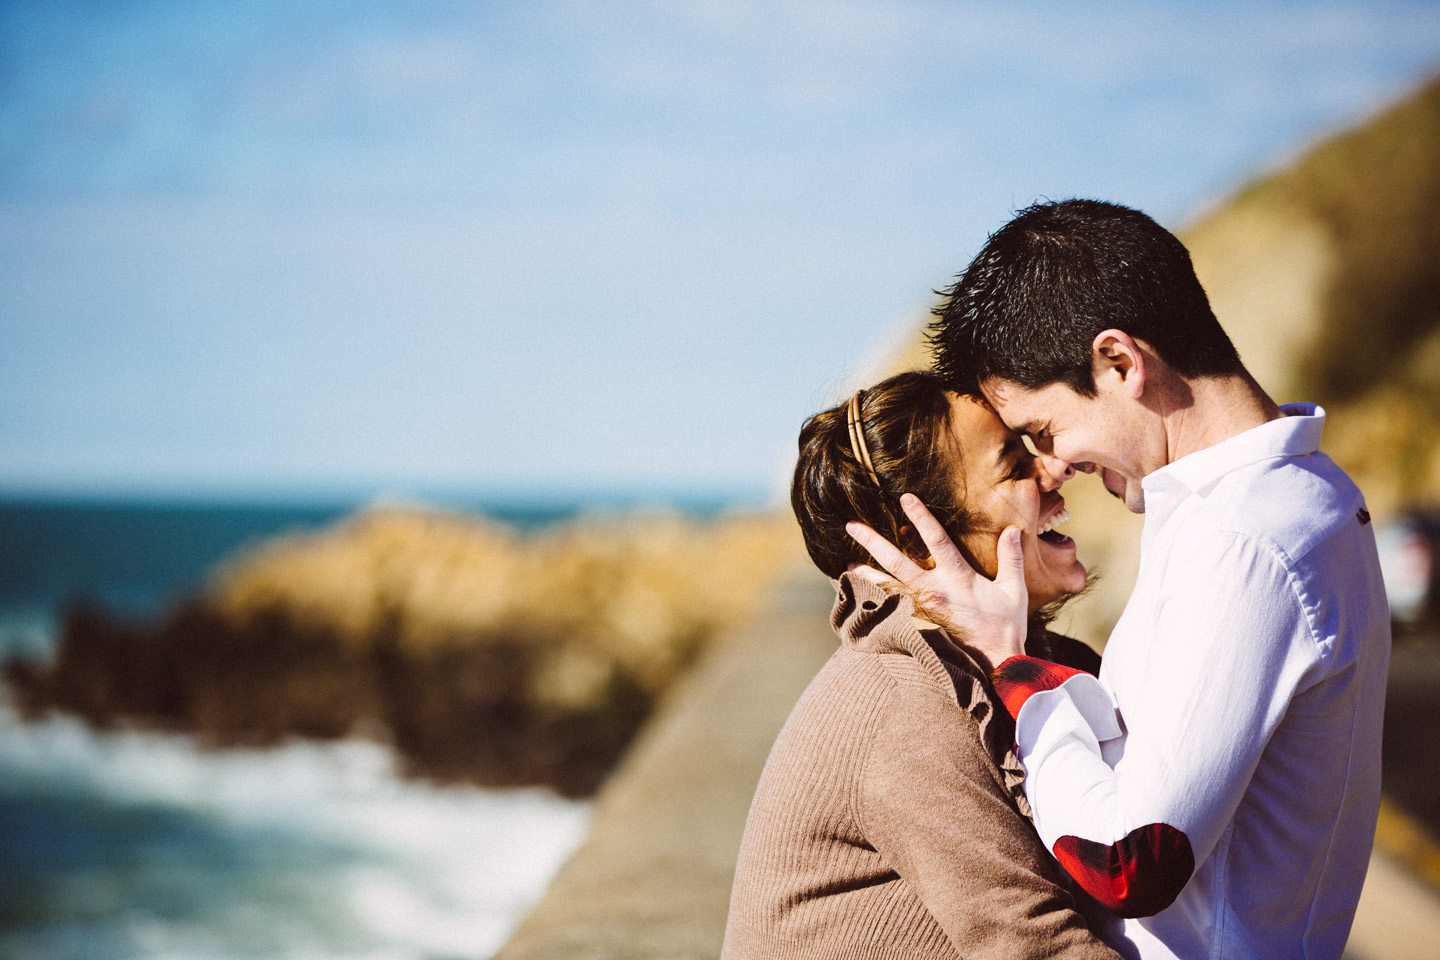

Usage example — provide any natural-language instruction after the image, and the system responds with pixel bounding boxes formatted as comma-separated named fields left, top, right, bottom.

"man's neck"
left=1162, top=372, right=1284, bottom=464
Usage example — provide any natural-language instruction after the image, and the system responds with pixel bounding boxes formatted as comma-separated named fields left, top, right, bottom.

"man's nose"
left=1036, top=454, right=1075, bottom=491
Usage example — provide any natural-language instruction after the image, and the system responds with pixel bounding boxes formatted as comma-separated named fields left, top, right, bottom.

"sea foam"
left=0, top=703, right=591, bottom=960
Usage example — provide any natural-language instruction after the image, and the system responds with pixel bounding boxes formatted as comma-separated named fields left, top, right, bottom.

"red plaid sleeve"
left=1052, top=823, right=1195, bottom=918
left=994, top=656, right=1195, bottom=916
left=990, top=655, right=1087, bottom=719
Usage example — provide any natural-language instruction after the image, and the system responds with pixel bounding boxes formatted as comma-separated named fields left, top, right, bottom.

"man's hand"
left=846, top=493, right=1028, bottom=673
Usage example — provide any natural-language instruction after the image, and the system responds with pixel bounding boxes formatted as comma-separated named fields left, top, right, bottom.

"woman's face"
left=947, top=394, right=1087, bottom=611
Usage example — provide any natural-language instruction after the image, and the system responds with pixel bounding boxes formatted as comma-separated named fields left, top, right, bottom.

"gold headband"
left=846, top=390, right=881, bottom=487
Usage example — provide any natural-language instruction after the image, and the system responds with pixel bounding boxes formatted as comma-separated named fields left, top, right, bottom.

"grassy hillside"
left=1187, top=71, right=1440, bottom=513
left=883, top=71, right=1440, bottom=645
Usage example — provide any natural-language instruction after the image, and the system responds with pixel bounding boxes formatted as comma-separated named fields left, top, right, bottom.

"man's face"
left=981, top=377, right=1155, bottom=514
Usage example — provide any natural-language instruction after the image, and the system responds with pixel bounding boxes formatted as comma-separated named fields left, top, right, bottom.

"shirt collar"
left=1142, top=403, right=1326, bottom=504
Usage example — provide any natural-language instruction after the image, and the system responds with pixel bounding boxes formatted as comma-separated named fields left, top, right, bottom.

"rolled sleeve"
left=1012, top=532, right=1320, bottom=917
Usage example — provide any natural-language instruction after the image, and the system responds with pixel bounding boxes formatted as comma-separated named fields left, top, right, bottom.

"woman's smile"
left=947, top=394, right=1088, bottom=610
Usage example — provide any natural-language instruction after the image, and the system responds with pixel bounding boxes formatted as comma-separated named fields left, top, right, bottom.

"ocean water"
left=0, top=497, right=591, bottom=658
left=0, top=498, right=595, bottom=960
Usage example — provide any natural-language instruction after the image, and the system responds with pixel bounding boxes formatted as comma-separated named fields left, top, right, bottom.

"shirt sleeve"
left=861, top=680, right=1123, bottom=960
left=991, top=532, right=1321, bottom=918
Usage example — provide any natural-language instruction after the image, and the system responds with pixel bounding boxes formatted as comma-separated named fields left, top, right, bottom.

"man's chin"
left=1102, top=469, right=1146, bottom=514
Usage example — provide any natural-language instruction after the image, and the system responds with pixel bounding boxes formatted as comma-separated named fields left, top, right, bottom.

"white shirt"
left=993, top=404, right=1391, bottom=959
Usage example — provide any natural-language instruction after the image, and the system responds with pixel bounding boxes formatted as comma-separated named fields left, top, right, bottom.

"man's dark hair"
left=928, top=199, right=1242, bottom=397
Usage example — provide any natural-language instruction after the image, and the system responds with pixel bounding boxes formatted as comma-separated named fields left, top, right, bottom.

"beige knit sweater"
left=722, top=572, right=1120, bottom=960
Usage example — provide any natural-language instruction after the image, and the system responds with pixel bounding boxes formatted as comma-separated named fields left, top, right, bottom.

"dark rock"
left=3, top=597, right=666, bottom=799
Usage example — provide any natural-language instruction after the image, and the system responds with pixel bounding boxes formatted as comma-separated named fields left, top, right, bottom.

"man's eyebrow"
left=1014, top=418, right=1047, bottom=436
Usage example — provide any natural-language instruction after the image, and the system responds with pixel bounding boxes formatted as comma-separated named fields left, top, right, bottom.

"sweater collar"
left=829, top=570, right=1032, bottom=818
left=830, top=571, right=970, bottom=699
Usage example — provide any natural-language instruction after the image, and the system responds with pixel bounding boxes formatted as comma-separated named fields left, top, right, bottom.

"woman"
left=721, top=370, right=1120, bottom=959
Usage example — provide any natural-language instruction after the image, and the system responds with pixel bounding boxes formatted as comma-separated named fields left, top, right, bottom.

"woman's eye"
left=1005, top=456, right=1034, bottom=481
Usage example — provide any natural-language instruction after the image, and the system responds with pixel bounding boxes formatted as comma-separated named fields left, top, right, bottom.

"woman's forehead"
left=947, top=393, right=1016, bottom=475
left=948, top=392, right=1006, bottom=441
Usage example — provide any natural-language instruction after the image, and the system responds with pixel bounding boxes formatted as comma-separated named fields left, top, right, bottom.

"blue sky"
left=3, top=0, right=1439, bottom=505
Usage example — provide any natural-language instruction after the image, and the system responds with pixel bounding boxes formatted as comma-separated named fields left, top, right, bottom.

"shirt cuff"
left=991, top=655, right=1088, bottom=719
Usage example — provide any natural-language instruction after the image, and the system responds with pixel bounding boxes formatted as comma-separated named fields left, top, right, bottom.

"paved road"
left=492, top=585, right=1440, bottom=960
left=1382, top=636, right=1440, bottom=839
left=1340, top=633, right=1440, bottom=960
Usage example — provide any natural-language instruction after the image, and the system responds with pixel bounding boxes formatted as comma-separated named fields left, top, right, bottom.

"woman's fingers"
left=846, top=520, right=926, bottom=583
left=850, top=504, right=1027, bottom=664
left=845, top=563, right=894, bottom=588
left=898, top=493, right=973, bottom=576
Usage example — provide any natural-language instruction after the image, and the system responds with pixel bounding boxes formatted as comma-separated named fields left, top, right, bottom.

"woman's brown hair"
left=791, top=370, right=977, bottom=579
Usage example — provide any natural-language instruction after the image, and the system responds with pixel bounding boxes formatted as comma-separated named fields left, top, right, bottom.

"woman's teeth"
left=1038, top=507, right=1070, bottom=536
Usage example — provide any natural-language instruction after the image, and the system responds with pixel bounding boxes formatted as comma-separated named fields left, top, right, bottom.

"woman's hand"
left=846, top=493, right=1028, bottom=673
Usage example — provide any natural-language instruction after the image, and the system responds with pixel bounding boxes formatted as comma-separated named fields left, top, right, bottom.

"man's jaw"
left=1101, top=468, right=1146, bottom=514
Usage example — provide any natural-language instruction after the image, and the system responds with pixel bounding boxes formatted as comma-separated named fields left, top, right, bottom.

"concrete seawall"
left=492, top=574, right=1440, bottom=960
left=492, top=574, right=837, bottom=960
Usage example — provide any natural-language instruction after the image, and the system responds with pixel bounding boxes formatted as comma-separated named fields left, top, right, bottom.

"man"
left=849, top=199, right=1390, bottom=959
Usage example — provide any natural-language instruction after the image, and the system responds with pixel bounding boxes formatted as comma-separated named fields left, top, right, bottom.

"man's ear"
left=1091, top=329, right=1147, bottom=399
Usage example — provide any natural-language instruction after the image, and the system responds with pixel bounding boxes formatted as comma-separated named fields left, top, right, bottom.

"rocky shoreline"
left=4, top=505, right=803, bottom=798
